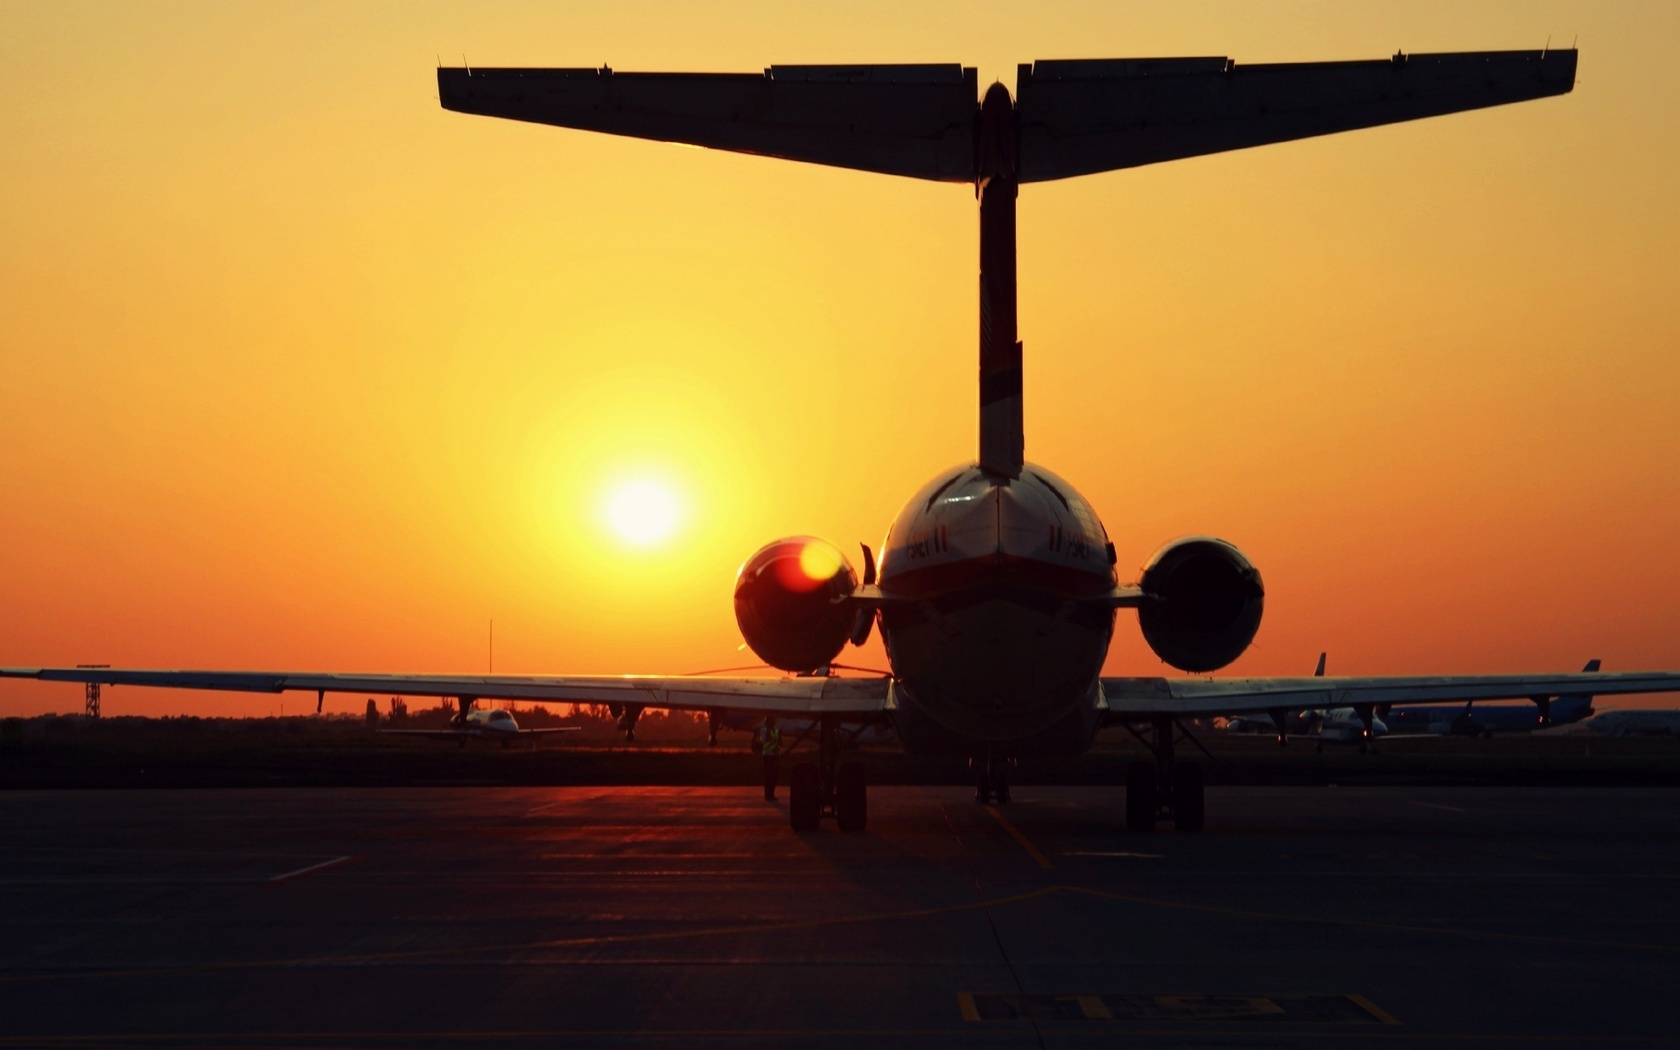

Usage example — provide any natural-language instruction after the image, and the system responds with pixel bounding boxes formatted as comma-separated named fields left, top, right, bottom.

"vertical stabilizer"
left=977, top=82, right=1023, bottom=478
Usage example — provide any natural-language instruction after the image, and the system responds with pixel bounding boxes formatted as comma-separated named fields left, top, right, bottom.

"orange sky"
left=5, top=2, right=1680, bottom=717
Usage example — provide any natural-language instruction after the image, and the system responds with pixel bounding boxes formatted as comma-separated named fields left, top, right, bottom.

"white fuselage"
left=458, top=709, right=522, bottom=735
left=876, top=462, right=1116, bottom=757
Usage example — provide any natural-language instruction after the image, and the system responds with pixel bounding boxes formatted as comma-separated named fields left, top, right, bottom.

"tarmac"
left=2, top=784, right=1678, bottom=1048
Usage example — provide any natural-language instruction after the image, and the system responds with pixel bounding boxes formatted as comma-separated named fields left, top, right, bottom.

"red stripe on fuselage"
left=882, top=553, right=1112, bottom=603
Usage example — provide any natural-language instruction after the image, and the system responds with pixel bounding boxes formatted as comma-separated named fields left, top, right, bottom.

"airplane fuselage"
left=877, top=462, right=1117, bottom=758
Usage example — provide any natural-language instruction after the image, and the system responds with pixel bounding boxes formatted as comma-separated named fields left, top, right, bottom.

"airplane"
left=1584, top=710, right=1680, bottom=737
left=1229, top=655, right=1601, bottom=748
left=1223, top=652, right=1389, bottom=752
left=14, top=45, right=1680, bottom=837
left=380, top=706, right=583, bottom=748
left=1384, top=660, right=1602, bottom=736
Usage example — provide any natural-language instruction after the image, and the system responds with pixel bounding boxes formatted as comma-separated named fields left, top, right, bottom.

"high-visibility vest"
left=761, top=726, right=782, bottom=756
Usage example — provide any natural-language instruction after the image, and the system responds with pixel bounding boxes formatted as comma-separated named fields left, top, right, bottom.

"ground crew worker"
left=757, top=716, right=782, bottom=801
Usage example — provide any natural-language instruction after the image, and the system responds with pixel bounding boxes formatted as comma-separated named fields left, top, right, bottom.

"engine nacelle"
left=1137, top=536, right=1264, bottom=673
left=733, top=536, right=858, bottom=673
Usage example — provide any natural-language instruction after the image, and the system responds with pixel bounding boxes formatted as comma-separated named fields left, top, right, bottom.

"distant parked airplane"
left=1384, top=661, right=1601, bottom=737
left=382, top=707, right=581, bottom=748
left=1585, top=710, right=1680, bottom=737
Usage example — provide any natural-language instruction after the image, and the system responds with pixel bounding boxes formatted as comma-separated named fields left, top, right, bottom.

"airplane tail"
left=1549, top=659, right=1602, bottom=724
left=438, top=51, right=1574, bottom=483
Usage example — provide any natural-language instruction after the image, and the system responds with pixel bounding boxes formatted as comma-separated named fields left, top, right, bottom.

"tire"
left=789, top=763, right=821, bottom=832
left=1173, top=761, right=1205, bottom=833
left=1125, top=761, right=1157, bottom=834
left=835, top=762, right=867, bottom=833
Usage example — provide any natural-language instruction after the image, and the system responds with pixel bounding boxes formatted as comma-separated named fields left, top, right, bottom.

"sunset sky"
left=5, top=1, right=1679, bottom=717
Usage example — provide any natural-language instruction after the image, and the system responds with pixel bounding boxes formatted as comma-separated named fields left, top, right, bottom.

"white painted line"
left=267, top=855, right=354, bottom=884
left=1407, top=801, right=1469, bottom=813
left=525, top=801, right=564, bottom=815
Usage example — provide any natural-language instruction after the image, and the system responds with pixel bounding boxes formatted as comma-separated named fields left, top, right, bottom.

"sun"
left=602, top=478, right=684, bottom=547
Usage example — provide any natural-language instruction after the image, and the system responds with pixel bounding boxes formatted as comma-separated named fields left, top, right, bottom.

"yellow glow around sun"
left=603, top=478, right=684, bottom=547
left=798, top=539, right=844, bottom=582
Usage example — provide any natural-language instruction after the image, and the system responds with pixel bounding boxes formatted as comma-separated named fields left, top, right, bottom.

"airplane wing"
left=0, top=668, right=892, bottom=720
left=438, top=49, right=1574, bottom=185
left=1101, top=671, right=1680, bottom=721
left=1016, top=49, right=1577, bottom=181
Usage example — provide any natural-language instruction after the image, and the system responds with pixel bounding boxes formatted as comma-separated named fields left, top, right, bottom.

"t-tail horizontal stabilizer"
left=438, top=49, right=1577, bottom=478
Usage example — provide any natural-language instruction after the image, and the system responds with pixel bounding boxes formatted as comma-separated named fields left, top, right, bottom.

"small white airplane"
left=12, top=44, right=1680, bottom=836
left=380, top=706, right=582, bottom=748
left=1223, top=654, right=1390, bottom=752
left=1585, top=710, right=1680, bottom=737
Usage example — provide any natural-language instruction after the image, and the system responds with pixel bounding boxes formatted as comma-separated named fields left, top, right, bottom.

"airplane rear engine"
left=733, top=536, right=859, bottom=673
left=1137, top=537, right=1264, bottom=673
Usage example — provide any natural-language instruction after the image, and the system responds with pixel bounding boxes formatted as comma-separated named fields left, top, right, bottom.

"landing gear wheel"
left=789, top=763, right=821, bottom=832
left=1173, top=761, right=1205, bottom=833
left=1125, top=761, right=1157, bottom=834
left=835, top=762, right=867, bottom=833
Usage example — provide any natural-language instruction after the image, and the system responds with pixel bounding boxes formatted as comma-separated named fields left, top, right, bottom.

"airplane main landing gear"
left=1121, top=714, right=1209, bottom=833
left=973, top=751, right=1013, bottom=804
left=605, top=702, right=643, bottom=743
left=789, top=715, right=867, bottom=833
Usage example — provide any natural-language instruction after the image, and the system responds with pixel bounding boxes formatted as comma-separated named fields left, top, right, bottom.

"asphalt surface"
left=2, top=785, right=1678, bottom=1048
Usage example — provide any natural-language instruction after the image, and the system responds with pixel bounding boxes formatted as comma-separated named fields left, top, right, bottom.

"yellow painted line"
left=265, top=855, right=353, bottom=884
left=1066, top=994, right=1112, bottom=1019
left=983, top=805, right=1053, bottom=870
left=956, top=992, right=981, bottom=1022
left=1348, top=993, right=1403, bottom=1026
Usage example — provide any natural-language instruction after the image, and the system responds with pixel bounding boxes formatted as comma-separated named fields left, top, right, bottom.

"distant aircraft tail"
left=1548, top=659, right=1602, bottom=724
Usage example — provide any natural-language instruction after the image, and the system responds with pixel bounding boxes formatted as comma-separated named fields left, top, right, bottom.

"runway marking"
left=266, top=855, right=353, bottom=884
left=983, top=805, right=1053, bottom=870
left=1347, top=993, right=1403, bottom=1026
left=1408, top=801, right=1469, bottom=813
